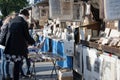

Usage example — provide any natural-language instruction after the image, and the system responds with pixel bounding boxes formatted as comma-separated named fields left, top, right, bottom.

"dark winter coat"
left=4, top=16, right=35, bottom=56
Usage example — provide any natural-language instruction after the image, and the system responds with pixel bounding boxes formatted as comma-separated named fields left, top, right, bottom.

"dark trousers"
left=13, top=61, right=21, bottom=80
left=26, top=57, right=31, bottom=73
left=20, top=55, right=31, bottom=75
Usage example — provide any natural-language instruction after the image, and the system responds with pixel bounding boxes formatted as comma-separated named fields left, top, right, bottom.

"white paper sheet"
left=109, top=29, right=120, bottom=37
left=104, top=28, right=110, bottom=37
left=86, top=29, right=92, bottom=41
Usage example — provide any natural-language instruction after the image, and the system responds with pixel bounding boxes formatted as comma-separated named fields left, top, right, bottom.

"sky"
left=28, top=0, right=34, bottom=4
left=28, top=0, right=42, bottom=4
left=0, top=0, right=42, bottom=16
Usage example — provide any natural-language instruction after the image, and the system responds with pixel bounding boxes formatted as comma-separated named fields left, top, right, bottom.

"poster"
left=79, top=27, right=86, bottom=40
left=39, top=6, right=49, bottom=26
left=73, top=3, right=83, bottom=21
left=49, top=0, right=61, bottom=19
left=60, top=0, right=73, bottom=20
left=117, top=59, right=120, bottom=80
left=92, top=55, right=103, bottom=80
left=73, top=44, right=83, bottom=75
left=39, top=6, right=49, bottom=18
left=101, top=53, right=117, bottom=80
left=64, top=40, right=74, bottom=56
left=32, top=6, right=40, bottom=20
left=83, top=46, right=92, bottom=80
left=104, top=0, right=120, bottom=20
left=83, top=47, right=98, bottom=80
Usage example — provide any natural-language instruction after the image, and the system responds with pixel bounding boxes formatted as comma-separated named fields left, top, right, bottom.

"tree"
left=0, top=0, right=29, bottom=17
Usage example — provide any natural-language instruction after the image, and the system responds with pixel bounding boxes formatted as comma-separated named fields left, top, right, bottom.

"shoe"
left=26, top=71, right=31, bottom=75
left=21, top=74, right=29, bottom=79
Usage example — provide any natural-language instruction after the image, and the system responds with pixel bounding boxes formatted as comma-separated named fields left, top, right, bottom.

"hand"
left=28, top=45, right=34, bottom=49
left=36, top=43, right=41, bottom=48
left=36, top=42, right=44, bottom=49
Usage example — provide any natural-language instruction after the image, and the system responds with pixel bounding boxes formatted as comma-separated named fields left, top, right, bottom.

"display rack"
left=80, top=40, right=120, bottom=57
left=73, top=20, right=120, bottom=80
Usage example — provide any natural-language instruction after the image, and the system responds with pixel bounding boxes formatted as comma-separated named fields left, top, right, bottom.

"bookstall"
left=0, top=0, right=119, bottom=80
left=73, top=0, right=120, bottom=80
left=0, top=0, right=118, bottom=80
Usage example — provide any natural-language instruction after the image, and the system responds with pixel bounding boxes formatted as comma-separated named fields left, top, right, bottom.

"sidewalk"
left=0, top=61, right=58, bottom=80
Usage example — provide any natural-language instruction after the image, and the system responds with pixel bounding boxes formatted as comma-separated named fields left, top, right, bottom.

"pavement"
left=0, top=61, right=58, bottom=80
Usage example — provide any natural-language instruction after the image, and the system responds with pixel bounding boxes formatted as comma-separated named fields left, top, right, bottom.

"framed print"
left=49, top=0, right=61, bottom=19
left=60, top=0, right=73, bottom=20
left=73, top=3, right=83, bottom=21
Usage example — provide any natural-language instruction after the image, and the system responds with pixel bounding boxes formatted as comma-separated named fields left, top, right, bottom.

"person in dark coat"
left=3, top=9, right=35, bottom=80
left=0, top=13, right=18, bottom=80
